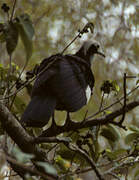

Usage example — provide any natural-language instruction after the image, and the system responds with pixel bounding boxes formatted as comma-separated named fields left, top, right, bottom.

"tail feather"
left=21, top=96, right=56, bottom=127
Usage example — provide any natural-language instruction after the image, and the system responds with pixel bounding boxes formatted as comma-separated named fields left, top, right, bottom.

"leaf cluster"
left=0, top=3, right=34, bottom=60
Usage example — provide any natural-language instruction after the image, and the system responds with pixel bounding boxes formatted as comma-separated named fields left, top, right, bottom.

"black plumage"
left=21, top=41, right=105, bottom=127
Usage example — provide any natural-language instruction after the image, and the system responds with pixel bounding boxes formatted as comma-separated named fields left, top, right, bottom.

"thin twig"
left=64, top=143, right=104, bottom=180
left=86, top=85, right=139, bottom=120
left=103, top=158, right=139, bottom=176
left=120, top=73, right=127, bottom=124
left=9, top=60, right=28, bottom=92
left=1, top=174, right=17, bottom=178
left=0, top=56, right=59, bottom=100
left=7, top=12, right=10, bottom=22
left=46, top=144, right=58, bottom=155
left=60, top=167, right=92, bottom=178
left=40, top=100, right=139, bottom=137
left=116, top=97, right=123, bottom=107
left=99, top=92, right=104, bottom=112
left=126, top=75, right=136, bottom=78
left=107, top=172, right=121, bottom=180
left=83, top=110, right=88, bottom=122
left=3, top=54, right=12, bottom=106
left=97, top=155, right=129, bottom=168
left=9, top=60, right=28, bottom=109
left=61, top=154, right=131, bottom=178
left=10, top=0, right=17, bottom=21
left=61, top=22, right=94, bottom=54
left=61, top=35, right=81, bottom=54
left=109, top=121, right=127, bottom=130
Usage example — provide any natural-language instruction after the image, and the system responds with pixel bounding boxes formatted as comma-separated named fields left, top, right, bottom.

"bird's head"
left=76, top=41, right=105, bottom=64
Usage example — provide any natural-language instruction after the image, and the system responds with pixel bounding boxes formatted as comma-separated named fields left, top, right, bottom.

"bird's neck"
left=75, top=50, right=94, bottom=66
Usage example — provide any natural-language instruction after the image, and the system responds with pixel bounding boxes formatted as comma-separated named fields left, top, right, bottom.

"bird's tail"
left=21, top=95, right=56, bottom=127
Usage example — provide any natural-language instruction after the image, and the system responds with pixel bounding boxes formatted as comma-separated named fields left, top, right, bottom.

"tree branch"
left=10, top=0, right=17, bottom=21
left=40, top=100, right=139, bottom=137
left=33, top=137, right=70, bottom=144
left=7, top=155, right=56, bottom=180
left=0, top=93, right=138, bottom=180
left=86, top=85, right=139, bottom=120
left=0, top=101, right=47, bottom=161
left=65, top=143, right=104, bottom=180
left=119, top=73, right=127, bottom=124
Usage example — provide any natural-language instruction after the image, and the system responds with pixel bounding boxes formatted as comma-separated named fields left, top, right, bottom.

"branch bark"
left=0, top=98, right=139, bottom=179
left=7, top=155, right=56, bottom=180
left=0, top=99, right=139, bottom=141
left=0, top=101, right=46, bottom=161
left=40, top=100, right=139, bottom=137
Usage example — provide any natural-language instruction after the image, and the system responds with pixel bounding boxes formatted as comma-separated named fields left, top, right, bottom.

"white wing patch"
left=85, top=85, right=91, bottom=103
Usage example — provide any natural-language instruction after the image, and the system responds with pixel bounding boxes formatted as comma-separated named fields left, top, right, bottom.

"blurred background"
left=0, top=0, right=139, bottom=179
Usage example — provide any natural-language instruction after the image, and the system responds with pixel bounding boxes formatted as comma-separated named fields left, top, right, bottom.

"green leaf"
left=0, top=63, right=3, bottom=68
left=125, top=133, right=139, bottom=144
left=12, top=146, right=34, bottom=163
left=57, top=136, right=72, bottom=143
left=134, top=168, right=139, bottom=179
left=36, top=162, right=57, bottom=176
left=105, top=149, right=117, bottom=160
left=55, top=155, right=71, bottom=171
left=90, top=126, right=100, bottom=162
left=14, top=96, right=26, bottom=114
left=104, top=110, right=112, bottom=114
left=111, top=80, right=120, bottom=92
left=136, top=145, right=139, bottom=151
left=57, top=144, right=89, bottom=167
left=15, top=14, right=34, bottom=61
left=4, top=22, right=19, bottom=55
left=0, top=32, right=6, bottom=42
left=57, top=144, right=76, bottom=160
left=100, top=124, right=120, bottom=142
left=128, top=125, right=139, bottom=132
left=105, top=148, right=126, bottom=160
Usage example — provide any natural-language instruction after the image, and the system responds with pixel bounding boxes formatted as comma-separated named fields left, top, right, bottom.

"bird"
left=21, top=41, right=105, bottom=128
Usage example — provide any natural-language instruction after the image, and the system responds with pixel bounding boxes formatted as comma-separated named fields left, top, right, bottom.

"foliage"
left=0, top=0, right=139, bottom=180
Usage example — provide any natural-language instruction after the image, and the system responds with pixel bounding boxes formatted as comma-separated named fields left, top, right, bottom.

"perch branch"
left=40, top=100, right=139, bottom=137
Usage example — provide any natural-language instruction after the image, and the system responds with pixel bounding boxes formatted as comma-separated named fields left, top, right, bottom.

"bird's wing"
left=31, top=54, right=61, bottom=96
left=55, top=55, right=95, bottom=112
left=53, top=58, right=88, bottom=112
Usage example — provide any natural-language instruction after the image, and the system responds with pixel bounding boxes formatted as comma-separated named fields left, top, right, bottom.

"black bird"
left=21, top=41, right=105, bottom=127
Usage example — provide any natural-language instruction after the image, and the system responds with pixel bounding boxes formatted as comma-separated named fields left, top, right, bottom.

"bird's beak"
left=97, top=51, right=105, bottom=58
